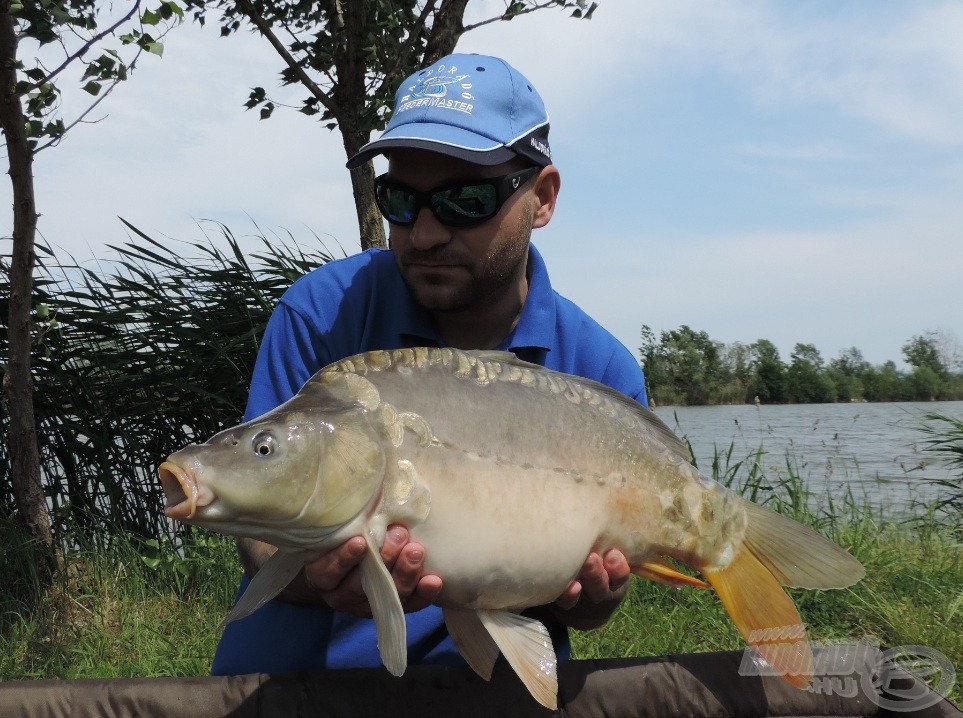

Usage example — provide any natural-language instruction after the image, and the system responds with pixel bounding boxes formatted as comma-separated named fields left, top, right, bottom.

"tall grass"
left=0, top=523, right=240, bottom=680
left=1, top=222, right=334, bottom=545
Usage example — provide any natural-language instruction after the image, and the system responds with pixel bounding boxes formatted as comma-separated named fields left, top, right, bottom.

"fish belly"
left=403, top=451, right=616, bottom=612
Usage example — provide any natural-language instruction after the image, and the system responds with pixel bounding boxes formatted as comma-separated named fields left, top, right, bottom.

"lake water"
left=651, top=400, right=963, bottom=514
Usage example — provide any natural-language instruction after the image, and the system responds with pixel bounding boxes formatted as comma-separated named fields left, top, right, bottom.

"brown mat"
left=2, top=648, right=959, bottom=718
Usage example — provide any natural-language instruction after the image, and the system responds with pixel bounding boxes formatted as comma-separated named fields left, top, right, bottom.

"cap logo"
left=396, top=64, right=474, bottom=116
left=530, top=135, right=552, bottom=160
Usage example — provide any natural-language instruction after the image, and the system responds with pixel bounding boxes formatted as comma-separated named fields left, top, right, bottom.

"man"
left=212, top=53, right=648, bottom=676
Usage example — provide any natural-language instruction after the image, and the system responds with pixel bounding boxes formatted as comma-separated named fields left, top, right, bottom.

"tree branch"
left=234, top=0, right=341, bottom=118
left=423, top=0, right=467, bottom=64
left=373, top=0, right=436, bottom=99
left=461, top=1, right=558, bottom=33
left=26, top=1, right=143, bottom=94
left=34, top=48, right=145, bottom=153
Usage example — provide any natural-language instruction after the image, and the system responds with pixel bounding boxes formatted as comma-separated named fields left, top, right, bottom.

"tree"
left=903, top=331, right=950, bottom=378
left=639, top=324, right=726, bottom=405
left=196, top=0, right=598, bottom=250
left=1, top=0, right=181, bottom=569
left=826, top=346, right=869, bottom=403
left=786, top=343, right=835, bottom=404
left=748, top=339, right=787, bottom=404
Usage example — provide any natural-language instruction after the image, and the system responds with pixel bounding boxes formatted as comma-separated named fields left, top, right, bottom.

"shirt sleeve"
left=599, top=344, right=649, bottom=408
left=243, top=301, right=330, bottom=422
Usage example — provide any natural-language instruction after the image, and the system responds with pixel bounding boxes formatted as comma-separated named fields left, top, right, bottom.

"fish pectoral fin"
left=704, top=548, right=814, bottom=690
left=443, top=608, right=499, bottom=681
left=634, top=558, right=710, bottom=589
left=226, top=550, right=305, bottom=624
left=477, top=610, right=558, bottom=710
left=360, top=532, right=407, bottom=677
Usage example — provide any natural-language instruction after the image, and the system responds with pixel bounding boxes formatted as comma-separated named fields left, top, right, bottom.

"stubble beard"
left=400, top=215, right=532, bottom=315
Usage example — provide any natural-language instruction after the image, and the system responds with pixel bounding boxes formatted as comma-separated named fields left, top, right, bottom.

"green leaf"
left=82, top=81, right=102, bottom=96
left=259, top=102, right=275, bottom=120
left=142, top=9, right=161, bottom=25
left=145, top=41, right=164, bottom=56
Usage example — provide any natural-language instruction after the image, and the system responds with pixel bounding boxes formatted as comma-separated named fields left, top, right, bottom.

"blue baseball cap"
left=346, top=53, right=552, bottom=169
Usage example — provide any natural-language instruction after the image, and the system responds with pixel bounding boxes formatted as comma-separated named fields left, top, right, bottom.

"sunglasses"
left=373, top=166, right=540, bottom=228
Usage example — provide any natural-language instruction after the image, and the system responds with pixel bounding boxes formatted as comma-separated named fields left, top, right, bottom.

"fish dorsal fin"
left=443, top=607, right=499, bottom=681
left=462, top=349, right=692, bottom=465
left=226, top=550, right=306, bottom=624
left=360, top=532, right=407, bottom=676
left=477, top=609, right=558, bottom=710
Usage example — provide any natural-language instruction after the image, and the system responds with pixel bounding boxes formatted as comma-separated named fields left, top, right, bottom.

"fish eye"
left=252, top=432, right=277, bottom=458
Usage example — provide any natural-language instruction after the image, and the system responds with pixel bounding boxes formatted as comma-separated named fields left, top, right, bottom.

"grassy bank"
left=2, top=459, right=960, bottom=705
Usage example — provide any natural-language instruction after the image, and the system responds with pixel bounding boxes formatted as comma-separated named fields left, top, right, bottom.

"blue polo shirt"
left=211, top=244, right=647, bottom=676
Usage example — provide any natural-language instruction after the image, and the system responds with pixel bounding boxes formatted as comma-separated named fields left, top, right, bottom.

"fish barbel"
left=158, top=348, right=864, bottom=709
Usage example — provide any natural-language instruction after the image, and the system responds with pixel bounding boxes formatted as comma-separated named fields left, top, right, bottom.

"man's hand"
left=549, top=549, right=631, bottom=630
left=303, top=525, right=443, bottom=616
left=237, top=526, right=442, bottom=616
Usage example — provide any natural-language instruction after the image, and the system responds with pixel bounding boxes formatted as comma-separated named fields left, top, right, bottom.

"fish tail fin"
left=739, top=500, right=865, bottom=589
left=703, top=548, right=814, bottom=689
left=702, top=499, right=866, bottom=689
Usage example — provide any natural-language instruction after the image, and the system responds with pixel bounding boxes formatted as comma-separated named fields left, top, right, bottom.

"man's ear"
left=531, top=165, right=561, bottom=229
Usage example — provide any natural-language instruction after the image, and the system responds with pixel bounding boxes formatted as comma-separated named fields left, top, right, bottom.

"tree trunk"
left=424, top=0, right=469, bottom=64
left=340, top=118, right=386, bottom=251
left=0, top=2, right=58, bottom=574
left=351, top=161, right=386, bottom=251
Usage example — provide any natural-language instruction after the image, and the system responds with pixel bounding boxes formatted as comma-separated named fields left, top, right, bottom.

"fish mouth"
left=159, top=461, right=214, bottom=520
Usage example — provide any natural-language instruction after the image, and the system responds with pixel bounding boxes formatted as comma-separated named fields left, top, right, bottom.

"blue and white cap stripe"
left=347, top=54, right=552, bottom=169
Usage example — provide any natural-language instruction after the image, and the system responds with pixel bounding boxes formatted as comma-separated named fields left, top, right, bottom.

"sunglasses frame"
left=374, top=166, right=541, bottom=228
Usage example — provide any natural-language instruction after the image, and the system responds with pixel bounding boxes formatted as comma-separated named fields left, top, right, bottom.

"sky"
left=3, top=0, right=962, bottom=369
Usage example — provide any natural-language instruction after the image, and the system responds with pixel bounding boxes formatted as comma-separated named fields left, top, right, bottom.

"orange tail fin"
left=703, top=548, right=813, bottom=689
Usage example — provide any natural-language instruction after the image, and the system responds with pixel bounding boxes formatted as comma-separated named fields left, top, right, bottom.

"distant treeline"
left=639, top=325, right=963, bottom=407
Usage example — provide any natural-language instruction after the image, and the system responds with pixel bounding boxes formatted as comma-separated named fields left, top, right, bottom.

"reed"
left=0, top=222, right=335, bottom=545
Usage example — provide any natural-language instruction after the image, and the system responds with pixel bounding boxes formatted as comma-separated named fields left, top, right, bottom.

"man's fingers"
left=381, top=526, right=408, bottom=568
left=392, top=541, right=426, bottom=602
left=555, top=580, right=582, bottom=611
left=603, top=549, right=631, bottom=592
left=305, top=536, right=367, bottom=592
left=578, top=553, right=610, bottom=603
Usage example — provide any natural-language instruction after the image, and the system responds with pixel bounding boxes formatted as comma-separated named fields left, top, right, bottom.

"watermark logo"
left=738, top=629, right=955, bottom=712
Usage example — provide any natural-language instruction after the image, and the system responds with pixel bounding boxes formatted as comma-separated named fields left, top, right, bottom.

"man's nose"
left=408, top=207, right=452, bottom=250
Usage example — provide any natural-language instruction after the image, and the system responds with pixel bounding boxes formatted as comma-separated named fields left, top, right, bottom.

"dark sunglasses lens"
left=376, top=185, right=417, bottom=224
left=432, top=183, right=497, bottom=226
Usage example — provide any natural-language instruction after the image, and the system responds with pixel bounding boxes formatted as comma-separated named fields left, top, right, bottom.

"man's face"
left=385, top=149, right=536, bottom=315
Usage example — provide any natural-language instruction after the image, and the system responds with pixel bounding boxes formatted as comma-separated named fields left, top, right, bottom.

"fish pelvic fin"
left=361, top=532, right=407, bottom=677
left=703, top=548, right=814, bottom=690
left=741, top=500, right=865, bottom=589
left=477, top=610, right=558, bottom=710
left=633, top=558, right=710, bottom=589
left=443, top=607, right=499, bottom=681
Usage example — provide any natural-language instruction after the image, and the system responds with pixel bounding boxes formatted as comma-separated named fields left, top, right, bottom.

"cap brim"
left=346, top=122, right=518, bottom=169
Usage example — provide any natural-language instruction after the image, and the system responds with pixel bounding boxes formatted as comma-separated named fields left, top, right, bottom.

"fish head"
left=159, top=403, right=386, bottom=548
